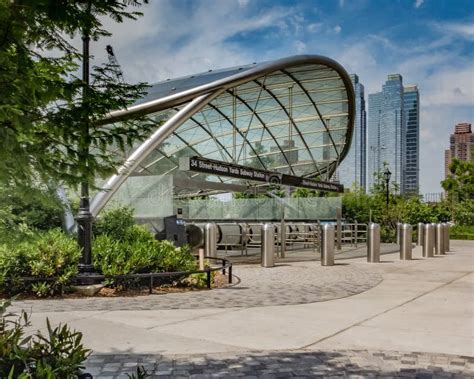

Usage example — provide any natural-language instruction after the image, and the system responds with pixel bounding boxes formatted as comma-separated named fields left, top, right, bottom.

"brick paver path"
left=84, top=349, right=474, bottom=378
left=13, top=261, right=382, bottom=312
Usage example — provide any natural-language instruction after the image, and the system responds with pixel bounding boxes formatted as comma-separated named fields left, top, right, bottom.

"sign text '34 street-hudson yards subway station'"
left=180, top=156, right=344, bottom=193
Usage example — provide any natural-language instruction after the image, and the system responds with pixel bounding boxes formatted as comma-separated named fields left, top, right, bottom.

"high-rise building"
left=445, top=122, right=474, bottom=177
left=335, top=74, right=366, bottom=191
left=367, top=74, right=419, bottom=193
left=403, top=85, right=420, bottom=193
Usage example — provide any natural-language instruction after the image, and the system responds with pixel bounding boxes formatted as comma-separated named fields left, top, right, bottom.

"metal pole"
left=354, top=220, right=358, bottom=248
left=336, top=208, right=342, bottom=250
left=204, top=223, right=217, bottom=258
left=280, top=205, right=286, bottom=258
left=367, top=223, right=380, bottom=263
left=321, top=224, right=335, bottom=266
left=261, top=223, right=275, bottom=267
left=435, top=223, right=445, bottom=256
left=423, top=223, right=434, bottom=258
left=396, top=222, right=402, bottom=246
left=77, top=5, right=94, bottom=276
left=417, top=222, right=424, bottom=246
left=444, top=223, right=450, bottom=252
left=400, top=223, right=412, bottom=260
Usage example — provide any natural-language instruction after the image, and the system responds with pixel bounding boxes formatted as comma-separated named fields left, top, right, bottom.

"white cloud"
left=93, top=1, right=294, bottom=83
left=334, top=25, right=342, bottom=34
left=238, top=0, right=250, bottom=8
left=435, top=22, right=474, bottom=40
left=307, top=22, right=323, bottom=33
left=294, top=40, right=306, bottom=53
left=414, top=0, right=424, bottom=8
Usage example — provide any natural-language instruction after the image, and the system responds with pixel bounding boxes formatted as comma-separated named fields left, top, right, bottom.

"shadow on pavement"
left=84, top=349, right=473, bottom=378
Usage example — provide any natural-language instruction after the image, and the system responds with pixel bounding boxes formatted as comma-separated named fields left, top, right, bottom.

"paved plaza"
left=12, top=240, right=474, bottom=378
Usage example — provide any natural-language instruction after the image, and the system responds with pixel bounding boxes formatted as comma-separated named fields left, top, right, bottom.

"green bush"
left=0, top=229, right=81, bottom=296
left=453, top=200, right=474, bottom=226
left=0, top=185, right=63, bottom=234
left=93, top=206, right=135, bottom=241
left=0, top=299, right=91, bottom=378
left=93, top=225, right=162, bottom=276
left=450, top=224, right=474, bottom=240
left=93, top=227, right=196, bottom=277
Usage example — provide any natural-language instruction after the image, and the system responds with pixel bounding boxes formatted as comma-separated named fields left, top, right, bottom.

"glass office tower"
left=336, top=74, right=366, bottom=191
left=403, top=85, right=419, bottom=193
left=367, top=75, right=420, bottom=194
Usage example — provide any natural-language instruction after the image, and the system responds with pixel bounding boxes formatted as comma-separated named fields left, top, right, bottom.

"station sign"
left=179, top=156, right=344, bottom=193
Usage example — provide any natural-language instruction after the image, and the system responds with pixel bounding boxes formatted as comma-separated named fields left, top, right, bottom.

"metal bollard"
left=396, top=222, right=402, bottom=245
left=367, top=223, right=380, bottom=263
left=261, top=223, right=275, bottom=267
left=435, top=223, right=444, bottom=255
left=444, top=223, right=450, bottom=252
left=423, top=223, right=434, bottom=258
left=204, top=222, right=218, bottom=258
left=321, top=224, right=335, bottom=266
left=417, top=223, right=424, bottom=246
left=400, top=223, right=412, bottom=260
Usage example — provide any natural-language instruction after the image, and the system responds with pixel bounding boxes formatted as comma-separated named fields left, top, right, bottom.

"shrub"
left=92, top=207, right=198, bottom=288
left=454, top=200, right=474, bottom=226
left=0, top=229, right=81, bottom=296
left=0, top=185, right=63, bottom=233
left=93, top=206, right=135, bottom=241
left=93, top=228, right=196, bottom=277
left=450, top=224, right=474, bottom=240
left=0, top=299, right=91, bottom=378
left=92, top=225, right=162, bottom=277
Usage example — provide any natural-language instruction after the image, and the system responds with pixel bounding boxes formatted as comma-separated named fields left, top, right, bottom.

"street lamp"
left=383, top=167, right=392, bottom=208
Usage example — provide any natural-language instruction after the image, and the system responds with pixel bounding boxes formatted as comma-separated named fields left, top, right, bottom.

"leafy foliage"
left=0, top=229, right=81, bottom=296
left=93, top=206, right=135, bottom=241
left=442, top=159, right=474, bottom=202
left=92, top=207, right=197, bottom=284
left=0, top=0, right=153, bottom=188
left=0, top=184, right=63, bottom=235
left=0, top=299, right=91, bottom=378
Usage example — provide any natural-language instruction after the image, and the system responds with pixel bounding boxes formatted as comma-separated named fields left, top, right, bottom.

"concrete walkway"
left=12, top=240, right=474, bottom=378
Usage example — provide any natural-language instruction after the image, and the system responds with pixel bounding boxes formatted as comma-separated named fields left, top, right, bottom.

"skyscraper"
left=445, top=122, right=474, bottom=177
left=403, top=85, right=420, bottom=193
left=367, top=74, right=419, bottom=193
left=335, top=74, right=367, bottom=191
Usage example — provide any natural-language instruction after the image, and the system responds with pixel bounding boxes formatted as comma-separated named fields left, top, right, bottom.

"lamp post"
left=383, top=167, right=392, bottom=208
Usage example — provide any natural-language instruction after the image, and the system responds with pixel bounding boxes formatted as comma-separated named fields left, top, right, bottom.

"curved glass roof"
left=91, top=55, right=355, bottom=216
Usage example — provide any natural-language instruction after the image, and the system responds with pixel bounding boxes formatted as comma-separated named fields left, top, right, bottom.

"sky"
left=89, top=0, right=474, bottom=194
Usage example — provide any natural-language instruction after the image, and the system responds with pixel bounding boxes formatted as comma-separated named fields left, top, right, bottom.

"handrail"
left=20, top=256, right=233, bottom=293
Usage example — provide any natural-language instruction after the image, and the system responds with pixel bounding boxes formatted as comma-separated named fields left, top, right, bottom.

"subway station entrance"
left=89, top=55, right=359, bottom=263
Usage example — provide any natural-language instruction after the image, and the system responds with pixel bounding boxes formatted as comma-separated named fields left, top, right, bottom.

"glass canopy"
left=91, top=55, right=355, bottom=216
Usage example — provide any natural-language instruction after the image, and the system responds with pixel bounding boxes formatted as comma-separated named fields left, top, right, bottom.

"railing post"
left=336, top=208, right=342, bottom=250
left=321, top=224, right=335, bottom=266
left=261, top=223, right=275, bottom=268
left=198, top=248, right=205, bottom=270
left=400, top=223, right=412, bottom=260
left=367, top=223, right=380, bottom=263
left=423, top=223, right=434, bottom=258
left=354, top=220, right=358, bottom=248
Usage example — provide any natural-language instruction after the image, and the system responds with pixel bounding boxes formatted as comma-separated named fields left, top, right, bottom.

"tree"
left=0, top=1, right=153, bottom=186
left=441, top=159, right=474, bottom=201
left=1, top=0, right=155, bottom=272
